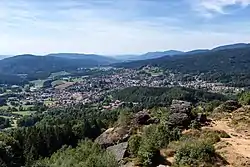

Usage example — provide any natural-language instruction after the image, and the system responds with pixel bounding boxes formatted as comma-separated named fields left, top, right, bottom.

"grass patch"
left=31, top=80, right=47, bottom=88
left=51, top=80, right=65, bottom=87
left=12, top=111, right=36, bottom=116
left=49, top=71, right=70, bottom=78
left=0, top=105, right=10, bottom=110
left=0, top=115, right=12, bottom=119
left=174, top=140, right=216, bottom=166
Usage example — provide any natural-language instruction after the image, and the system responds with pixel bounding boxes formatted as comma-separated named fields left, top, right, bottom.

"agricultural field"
left=12, top=111, right=36, bottom=116
left=55, top=82, right=75, bottom=90
left=31, top=79, right=47, bottom=88
left=49, top=71, right=70, bottom=78
left=51, top=80, right=66, bottom=87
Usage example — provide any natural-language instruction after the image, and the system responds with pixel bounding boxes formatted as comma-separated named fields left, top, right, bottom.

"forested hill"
left=0, top=54, right=116, bottom=75
left=113, top=86, right=227, bottom=108
left=113, top=46, right=250, bottom=87
left=114, top=46, right=250, bottom=73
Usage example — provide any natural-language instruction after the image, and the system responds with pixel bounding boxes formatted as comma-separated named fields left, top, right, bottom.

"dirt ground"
left=205, top=119, right=250, bottom=167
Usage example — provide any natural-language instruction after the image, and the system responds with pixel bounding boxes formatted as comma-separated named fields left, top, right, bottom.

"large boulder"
left=107, top=142, right=128, bottom=162
left=168, top=112, right=191, bottom=128
left=133, top=110, right=151, bottom=125
left=170, top=100, right=192, bottom=115
left=95, top=127, right=130, bottom=147
left=168, top=100, right=192, bottom=128
left=196, top=113, right=207, bottom=123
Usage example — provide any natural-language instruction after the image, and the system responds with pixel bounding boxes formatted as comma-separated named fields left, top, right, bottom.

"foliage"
left=0, top=132, right=23, bottom=167
left=33, top=140, right=118, bottom=167
left=137, top=124, right=181, bottom=166
left=113, top=87, right=226, bottom=108
left=189, top=120, right=201, bottom=130
left=128, top=135, right=142, bottom=157
left=117, top=109, right=133, bottom=126
left=0, top=103, right=122, bottom=166
left=115, top=46, right=250, bottom=87
left=238, top=91, right=250, bottom=105
left=175, top=140, right=216, bottom=166
left=0, top=117, right=11, bottom=129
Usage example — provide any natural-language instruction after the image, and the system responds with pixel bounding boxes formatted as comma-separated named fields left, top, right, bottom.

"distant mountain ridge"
left=0, top=54, right=118, bottom=78
left=116, top=50, right=184, bottom=61
left=115, top=43, right=250, bottom=61
left=0, top=43, right=250, bottom=85
left=0, top=55, right=10, bottom=60
left=114, top=43, right=250, bottom=76
left=47, top=53, right=117, bottom=64
left=212, top=43, right=250, bottom=51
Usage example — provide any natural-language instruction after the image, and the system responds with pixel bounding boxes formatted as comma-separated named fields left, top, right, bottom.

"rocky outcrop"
left=133, top=110, right=151, bottom=125
left=170, top=100, right=192, bottom=115
left=95, top=110, right=157, bottom=147
left=168, top=100, right=192, bottom=128
left=196, top=113, right=207, bottom=123
left=95, top=127, right=130, bottom=147
left=215, top=100, right=241, bottom=113
left=107, top=142, right=128, bottom=162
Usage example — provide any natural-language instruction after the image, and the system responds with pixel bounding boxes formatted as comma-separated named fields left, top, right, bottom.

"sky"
left=0, top=0, right=250, bottom=56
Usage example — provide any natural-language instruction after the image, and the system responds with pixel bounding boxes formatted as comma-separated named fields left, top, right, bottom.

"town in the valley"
left=0, top=66, right=245, bottom=127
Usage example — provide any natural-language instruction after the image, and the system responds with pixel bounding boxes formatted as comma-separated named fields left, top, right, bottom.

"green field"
left=0, top=105, right=10, bottom=110
left=0, top=115, right=12, bottom=119
left=49, top=71, right=70, bottom=78
left=31, top=79, right=47, bottom=88
left=0, top=104, right=34, bottom=111
left=72, top=77, right=84, bottom=82
left=12, top=111, right=36, bottom=116
left=51, top=80, right=65, bottom=87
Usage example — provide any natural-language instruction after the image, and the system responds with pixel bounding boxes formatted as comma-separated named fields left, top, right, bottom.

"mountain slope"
left=114, top=44, right=250, bottom=73
left=116, top=50, right=184, bottom=61
left=0, top=54, right=117, bottom=75
left=138, top=50, right=184, bottom=60
left=212, top=43, right=250, bottom=51
left=47, top=53, right=118, bottom=64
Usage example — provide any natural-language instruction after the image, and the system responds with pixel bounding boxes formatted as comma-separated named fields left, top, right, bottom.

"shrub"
left=239, top=91, right=250, bottom=105
left=137, top=124, right=181, bottom=166
left=175, top=140, right=216, bottom=166
left=117, top=109, right=133, bottom=126
left=138, top=141, right=158, bottom=167
left=34, top=140, right=118, bottom=167
left=128, top=135, right=142, bottom=157
left=189, top=120, right=201, bottom=130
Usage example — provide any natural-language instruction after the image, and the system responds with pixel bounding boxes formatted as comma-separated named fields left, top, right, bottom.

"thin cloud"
left=0, top=0, right=250, bottom=55
left=192, top=0, right=250, bottom=17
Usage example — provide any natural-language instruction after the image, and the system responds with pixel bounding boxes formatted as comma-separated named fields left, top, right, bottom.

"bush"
left=175, top=140, right=216, bottom=166
left=181, top=129, right=221, bottom=145
left=137, top=124, right=181, bottom=166
left=128, top=135, right=142, bottom=157
left=33, top=140, right=118, bottom=167
left=117, top=109, right=132, bottom=126
left=189, top=120, right=201, bottom=130
left=239, top=91, right=250, bottom=105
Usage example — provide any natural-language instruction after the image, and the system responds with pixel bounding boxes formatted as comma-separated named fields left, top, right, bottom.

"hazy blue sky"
left=1, top=0, right=250, bottom=55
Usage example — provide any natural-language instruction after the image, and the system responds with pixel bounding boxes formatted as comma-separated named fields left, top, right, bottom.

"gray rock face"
left=168, top=100, right=192, bottom=128
left=170, top=100, right=192, bottom=115
left=95, top=127, right=130, bottom=147
left=196, top=113, right=207, bottom=123
left=133, top=110, right=151, bottom=125
left=168, top=112, right=190, bottom=127
left=107, top=142, right=128, bottom=162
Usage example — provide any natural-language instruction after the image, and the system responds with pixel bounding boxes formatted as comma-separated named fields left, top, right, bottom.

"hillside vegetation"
left=114, top=46, right=250, bottom=87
